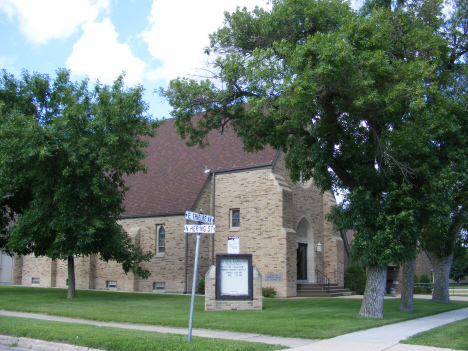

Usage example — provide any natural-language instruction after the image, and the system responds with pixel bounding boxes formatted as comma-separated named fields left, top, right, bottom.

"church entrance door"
left=297, top=243, right=307, bottom=280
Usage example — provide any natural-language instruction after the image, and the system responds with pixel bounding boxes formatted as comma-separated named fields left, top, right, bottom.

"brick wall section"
left=21, top=255, right=53, bottom=287
left=192, top=178, right=215, bottom=275
left=322, top=191, right=345, bottom=283
left=117, top=215, right=210, bottom=293
left=415, top=252, right=432, bottom=277
left=272, top=152, right=345, bottom=286
left=12, top=255, right=23, bottom=285
left=18, top=214, right=210, bottom=293
left=211, top=168, right=290, bottom=296
left=205, top=265, right=262, bottom=311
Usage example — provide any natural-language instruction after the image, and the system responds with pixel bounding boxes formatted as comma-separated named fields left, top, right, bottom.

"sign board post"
left=185, top=210, right=215, bottom=343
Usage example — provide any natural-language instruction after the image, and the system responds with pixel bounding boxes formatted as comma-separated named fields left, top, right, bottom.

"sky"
left=0, top=0, right=271, bottom=120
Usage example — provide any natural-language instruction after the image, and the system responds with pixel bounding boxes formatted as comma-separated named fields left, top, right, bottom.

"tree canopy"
left=0, top=69, right=160, bottom=297
left=161, top=0, right=468, bottom=317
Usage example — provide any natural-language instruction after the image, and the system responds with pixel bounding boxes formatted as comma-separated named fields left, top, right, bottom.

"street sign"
left=185, top=211, right=214, bottom=224
left=184, top=224, right=215, bottom=234
left=184, top=210, right=215, bottom=343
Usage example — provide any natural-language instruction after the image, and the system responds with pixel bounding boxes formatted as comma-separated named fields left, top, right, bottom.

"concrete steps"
left=297, top=283, right=354, bottom=297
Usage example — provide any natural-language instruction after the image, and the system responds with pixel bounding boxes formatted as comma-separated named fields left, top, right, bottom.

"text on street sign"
left=185, top=211, right=214, bottom=224
left=184, top=224, right=216, bottom=234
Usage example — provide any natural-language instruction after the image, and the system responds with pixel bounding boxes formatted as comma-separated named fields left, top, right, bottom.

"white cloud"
left=142, top=0, right=269, bottom=82
left=0, top=56, right=18, bottom=74
left=0, top=0, right=110, bottom=45
left=67, top=19, right=146, bottom=86
left=0, top=1, right=16, bottom=20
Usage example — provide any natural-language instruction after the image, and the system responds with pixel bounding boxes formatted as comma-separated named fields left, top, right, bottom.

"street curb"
left=0, top=335, right=102, bottom=351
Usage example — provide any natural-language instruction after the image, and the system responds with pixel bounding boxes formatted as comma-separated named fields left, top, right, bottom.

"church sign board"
left=216, top=254, right=253, bottom=301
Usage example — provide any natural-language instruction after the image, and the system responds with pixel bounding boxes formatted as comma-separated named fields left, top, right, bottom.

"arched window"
left=157, top=225, right=165, bottom=254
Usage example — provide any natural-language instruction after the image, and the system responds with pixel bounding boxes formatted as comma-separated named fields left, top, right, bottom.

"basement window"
left=31, top=278, right=40, bottom=284
left=106, top=281, right=117, bottom=289
left=153, top=282, right=165, bottom=291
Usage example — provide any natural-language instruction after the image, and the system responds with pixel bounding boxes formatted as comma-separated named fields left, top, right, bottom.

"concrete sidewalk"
left=1, top=297, right=468, bottom=351
left=287, top=307, right=468, bottom=351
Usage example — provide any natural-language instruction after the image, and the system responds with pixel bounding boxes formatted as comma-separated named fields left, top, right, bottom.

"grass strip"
left=402, top=317, right=468, bottom=351
left=0, top=315, right=286, bottom=351
left=1, top=286, right=468, bottom=339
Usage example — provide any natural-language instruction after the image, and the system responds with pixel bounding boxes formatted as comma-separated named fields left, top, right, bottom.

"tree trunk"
left=359, top=265, right=387, bottom=318
left=67, top=255, right=76, bottom=299
left=400, top=258, right=415, bottom=312
left=427, top=251, right=453, bottom=303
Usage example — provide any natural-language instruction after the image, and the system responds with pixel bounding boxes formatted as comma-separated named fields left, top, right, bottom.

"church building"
left=2, top=118, right=348, bottom=298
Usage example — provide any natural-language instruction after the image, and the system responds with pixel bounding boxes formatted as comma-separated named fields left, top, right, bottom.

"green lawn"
left=403, top=317, right=468, bottom=351
left=1, top=286, right=468, bottom=339
left=453, top=285, right=468, bottom=289
left=0, top=315, right=286, bottom=351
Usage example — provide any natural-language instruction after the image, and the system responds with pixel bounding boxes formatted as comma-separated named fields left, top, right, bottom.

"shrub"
left=420, top=273, right=432, bottom=293
left=197, top=275, right=205, bottom=294
left=262, top=287, right=276, bottom=298
left=413, top=274, right=423, bottom=293
left=344, top=264, right=367, bottom=295
left=420, top=273, right=431, bottom=284
left=414, top=273, right=432, bottom=294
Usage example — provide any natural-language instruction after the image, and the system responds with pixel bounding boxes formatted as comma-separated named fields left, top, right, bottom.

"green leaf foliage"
left=415, top=273, right=432, bottom=294
left=344, top=264, right=367, bottom=295
left=160, top=0, right=464, bottom=269
left=197, top=275, right=205, bottom=294
left=262, top=287, right=277, bottom=298
left=420, top=273, right=431, bottom=284
left=0, top=69, right=161, bottom=278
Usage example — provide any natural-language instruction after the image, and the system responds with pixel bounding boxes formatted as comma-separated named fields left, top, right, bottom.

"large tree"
left=419, top=0, right=468, bottom=303
left=0, top=69, right=159, bottom=298
left=161, top=0, right=450, bottom=317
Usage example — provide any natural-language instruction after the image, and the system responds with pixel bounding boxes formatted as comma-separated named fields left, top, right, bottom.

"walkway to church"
left=1, top=295, right=467, bottom=351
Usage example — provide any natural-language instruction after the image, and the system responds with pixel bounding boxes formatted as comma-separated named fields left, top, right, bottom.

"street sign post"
left=185, top=210, right=215, bottom=343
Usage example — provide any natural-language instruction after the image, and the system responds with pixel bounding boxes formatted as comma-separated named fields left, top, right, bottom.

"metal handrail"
left=315, top=269, right=331, bottom=293
left=333, top=270, right=345, bottom=286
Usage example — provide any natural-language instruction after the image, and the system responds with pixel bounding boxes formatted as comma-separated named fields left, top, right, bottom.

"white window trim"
left=156, top=224, right=166, bottom=257
left=229, top=209, right=240, bottom=231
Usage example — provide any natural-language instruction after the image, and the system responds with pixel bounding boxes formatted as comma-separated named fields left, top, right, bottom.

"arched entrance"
left=296, top=218, right=316, bottom=283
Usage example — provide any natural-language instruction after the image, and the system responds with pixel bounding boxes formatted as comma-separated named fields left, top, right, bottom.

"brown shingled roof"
left=122, top=118, right=278, bottom=216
